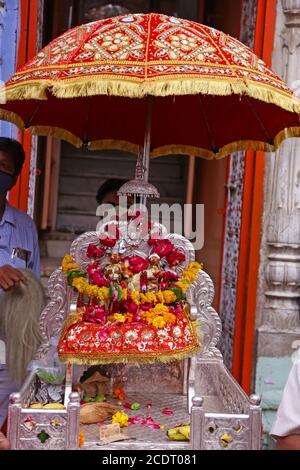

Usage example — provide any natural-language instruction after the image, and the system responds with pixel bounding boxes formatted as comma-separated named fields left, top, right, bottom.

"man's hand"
left=0, top=265, right=28, bottom=290
left=0, top=431, right=10, bottom=450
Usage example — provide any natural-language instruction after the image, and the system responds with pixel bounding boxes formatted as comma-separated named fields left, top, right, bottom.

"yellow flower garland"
left=176, top=262, right=203, bottom=293
left=62, top=257, right=203, bottom=305
left=62, top=255, right=80, bottom=274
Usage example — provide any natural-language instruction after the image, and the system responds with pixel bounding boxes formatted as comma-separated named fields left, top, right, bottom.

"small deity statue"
left=103, top=252, right=123, bottom=285
left=146, top=253, right=163, bottom=293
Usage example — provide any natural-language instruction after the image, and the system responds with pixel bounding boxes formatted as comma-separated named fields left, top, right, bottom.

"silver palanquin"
left=7, top=222, right=261, bottom=450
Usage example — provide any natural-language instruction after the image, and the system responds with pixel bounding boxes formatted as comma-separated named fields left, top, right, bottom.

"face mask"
left=0, top=170, right=14, bottom=195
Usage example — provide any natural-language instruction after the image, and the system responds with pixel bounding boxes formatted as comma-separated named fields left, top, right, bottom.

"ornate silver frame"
left=8, top=224, right=261, bottom=450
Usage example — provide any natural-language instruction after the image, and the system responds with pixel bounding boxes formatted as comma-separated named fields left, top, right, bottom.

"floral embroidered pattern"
left=6, top=13, right=294, bottom=99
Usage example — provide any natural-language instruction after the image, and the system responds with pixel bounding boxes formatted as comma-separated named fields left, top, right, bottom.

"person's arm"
left=0, top=265, right=27, bottom=290
left=274, top=434, right=300, bottom=450
left=271, top=363, right=300, bottom=447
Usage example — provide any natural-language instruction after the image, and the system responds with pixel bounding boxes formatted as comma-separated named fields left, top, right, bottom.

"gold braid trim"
left=2, top=76, right=300, bottom=113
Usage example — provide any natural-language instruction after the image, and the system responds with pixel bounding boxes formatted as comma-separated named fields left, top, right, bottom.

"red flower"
left=87, top=244, right=105, bottom=259
left=139, top=303, right=153, bottom=311
left=90, top=273, right=109, bottom=287
left=166, top=249, right=186, bottom=266
left=162, top=271, right=179, bottom=282
left=122, top=300, right=138, bottom=314
left=125, top=255, right=149, bottom=273
left=148, top=231, right=161, bottom=246
left=83, top=305, right=107, bottom=325
left=151, top=239, right=174, bottom=258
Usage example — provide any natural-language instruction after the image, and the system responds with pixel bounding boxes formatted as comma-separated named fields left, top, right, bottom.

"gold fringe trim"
left=58, top=346, right=199, bottom=365
left=88, top=139, right=140, bottom=154
left=88, top=129, right=300, bottom=159
left=1, top=104, right=300, bottom=159
left=0, top=108, right=24, bottom=129
left=151, top=145, right=214, bottom=160
left=1, top=81, right=50, bottom=101
left=273, top=126, right=300, bottom=148
left=2, top=76, right=300, bottom=113
left=29, top=126, right=82, bottom=148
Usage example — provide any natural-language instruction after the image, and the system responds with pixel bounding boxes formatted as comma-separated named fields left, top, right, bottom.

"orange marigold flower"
left=113, top=386, right=126, bottom=401
left=163, top=312, right=176, bottom=324
left=163, top=290, right=177, bottom=304
left=150, top=303, right=169, bottom=315
left=78, top=431, right=85, bottom=447
left=156, top=291, right=164, bottom=303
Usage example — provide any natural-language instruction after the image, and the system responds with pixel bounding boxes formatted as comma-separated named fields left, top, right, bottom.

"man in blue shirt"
left=0, top=137, right=40, bottom=429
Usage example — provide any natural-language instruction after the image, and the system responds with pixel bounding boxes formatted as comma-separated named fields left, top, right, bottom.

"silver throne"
left=7, top=222, right=261, bottom=450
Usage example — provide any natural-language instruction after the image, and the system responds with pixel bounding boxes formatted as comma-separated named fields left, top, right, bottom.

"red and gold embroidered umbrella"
left=0, top=13, right=299, bottom=159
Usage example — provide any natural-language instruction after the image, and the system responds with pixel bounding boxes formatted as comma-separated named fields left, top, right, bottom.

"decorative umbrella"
left=0, top=13, right=299, bottom=174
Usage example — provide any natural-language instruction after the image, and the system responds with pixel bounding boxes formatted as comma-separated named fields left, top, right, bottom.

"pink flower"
left=97, top=331, right=108, bottom=341
left=148, top=423, right=161, bottom=429
left=87, top=244, right=105, bottom=259
left=162, top=271, right=179, bottom=282
left=90, top=273, right=109, bottom=287
left=87, top=262, right=99, bottom=275
left=112, top=289, right=118, bottom=302
left=139, top=303, right=153, bottom=311
left=99, top=224, right=120, bottom=247
left=125, top=256, right=149, bottom=274
left=151, top=239, right=174, bottom=258
left=132, top=313, right=142, bottom=322
left=122, top=300, right=138, bottom=314
left=148, top=233, right=161, bottom=246
left=146, top=417, right=155, bottom=424
left=128, top=416, right=141, bottom=424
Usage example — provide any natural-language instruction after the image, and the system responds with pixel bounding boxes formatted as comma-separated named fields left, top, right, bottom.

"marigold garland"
left=62, top=256, right=203, bottom=308
left=78, top=431, right=85, bottom=448
left=139, top=303, right=177, bottom=329
left=62, top=255, right=80, bottom=274
left=176, top=262, right=203, bottom=293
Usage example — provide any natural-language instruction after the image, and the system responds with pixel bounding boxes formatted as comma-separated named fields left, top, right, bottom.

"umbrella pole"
left=142, top=96, right=153, bottom=184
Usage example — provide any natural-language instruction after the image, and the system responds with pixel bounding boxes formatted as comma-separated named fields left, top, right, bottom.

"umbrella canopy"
left=0, top=13, right=299, bottom=159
